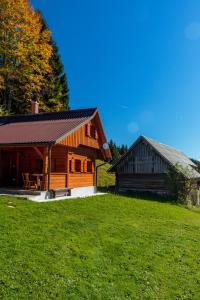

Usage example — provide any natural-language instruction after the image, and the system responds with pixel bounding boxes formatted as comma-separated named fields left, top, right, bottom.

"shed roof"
left=109, top=135, right=200, bottom=179
left=0, top=108, right=97, bottom=145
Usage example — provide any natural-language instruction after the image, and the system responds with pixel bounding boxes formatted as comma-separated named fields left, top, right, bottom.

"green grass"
left=1, top=194, right=200, bottom=299
left=96, top=159, right=115, bottom=187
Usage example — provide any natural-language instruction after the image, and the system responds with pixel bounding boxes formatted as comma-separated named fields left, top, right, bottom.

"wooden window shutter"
left=95, top=128, right=98, bottom=139
left=71, top=158, right=75, bottom=173
left=91, top=161, right=95, bottom=173
left=84, top=160, right=87, bottom=172
left=86, top=124, right=91, bottom=137
left=81, top=160, right=84, bottom=172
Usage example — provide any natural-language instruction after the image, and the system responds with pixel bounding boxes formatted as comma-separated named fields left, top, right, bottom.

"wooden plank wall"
left=59, top=119, right=100, bottom=149
left=68, top=173, right=94, bottom=188
left=117, top=173, right=170, bottom=194
left=50, top=173, right=67, bottom=189
left=117, top=140, right=168, bottom=174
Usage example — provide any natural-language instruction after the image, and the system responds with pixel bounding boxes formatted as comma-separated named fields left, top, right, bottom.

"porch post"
left=47, top=144, right=52, bottom=191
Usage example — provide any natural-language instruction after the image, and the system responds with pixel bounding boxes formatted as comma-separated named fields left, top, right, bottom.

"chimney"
left=31, top=101, right=39, bottom=114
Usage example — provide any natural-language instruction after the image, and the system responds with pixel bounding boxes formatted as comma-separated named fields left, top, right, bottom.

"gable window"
left=90, top=125, right=97, bottom=139
left=75, top=159, right=82, bottom=172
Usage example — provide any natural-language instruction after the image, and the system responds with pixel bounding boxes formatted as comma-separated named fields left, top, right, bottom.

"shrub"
left=166, top=163, right=199, bottom=205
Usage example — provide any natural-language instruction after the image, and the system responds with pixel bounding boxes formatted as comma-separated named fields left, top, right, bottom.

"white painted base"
left=28, top=186, right=98, bottom=202
left=71, top=186, right=97, bottom=197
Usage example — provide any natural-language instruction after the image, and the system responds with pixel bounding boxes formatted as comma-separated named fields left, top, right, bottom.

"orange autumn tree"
left=0, top=0, right=53, bottom=114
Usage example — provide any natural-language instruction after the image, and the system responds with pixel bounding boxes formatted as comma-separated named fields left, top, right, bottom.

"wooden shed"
left=0, top=106, right=111, bottom=199
left=109, top=135, right=200, bottom=194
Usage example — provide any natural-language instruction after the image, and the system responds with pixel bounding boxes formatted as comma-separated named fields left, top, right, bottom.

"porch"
left=0, top=145, right=53, bottom=192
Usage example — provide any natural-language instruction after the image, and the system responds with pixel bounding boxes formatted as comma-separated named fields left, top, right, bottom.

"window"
left=85, top=124, right=97, bottom=139
left=90, top=125, right=96, bottom=139
left=87, top=161, right=93, bottom=173
left=75, top=159, right=82, bottom=172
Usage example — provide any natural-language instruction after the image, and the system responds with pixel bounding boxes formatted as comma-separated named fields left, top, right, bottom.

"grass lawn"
left=96, top=160, right=115, bottom=187
left=1, top=194, right=200, bottom=299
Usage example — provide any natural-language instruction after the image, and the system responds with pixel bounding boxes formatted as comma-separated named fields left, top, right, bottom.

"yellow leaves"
left=0, top=0, right=53, bottom=112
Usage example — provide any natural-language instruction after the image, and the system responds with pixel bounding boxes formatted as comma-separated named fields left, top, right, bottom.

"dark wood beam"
left=33, top=146, right=43, bottom=160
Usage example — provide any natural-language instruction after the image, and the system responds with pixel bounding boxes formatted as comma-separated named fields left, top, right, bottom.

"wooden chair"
left=22, top=173, right=37, bottom=190
left=36, top=177, right=46, bottom=191
left=32, top=174, right=46, bottom=191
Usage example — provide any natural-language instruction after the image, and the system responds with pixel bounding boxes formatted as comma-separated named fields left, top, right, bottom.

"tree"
left=119, top=144, right=128, bottom=156
left=109, top=140, right=120, bottom=164
left=0, top=105, right=10, bottom=116
left=109, top=140, right=128, bottom=164
left=166, top=163, right=198, bottom=205
left=0, top=0, right=53, bottom=114
left=39, top=12, right=70, bottom=111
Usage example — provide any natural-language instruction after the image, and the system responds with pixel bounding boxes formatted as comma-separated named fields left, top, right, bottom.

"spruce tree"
left=109, top=140, right=120, bottom=164
left=109, top=140, right=128, bottom=164
left=39, top=12, right=70, bottom=111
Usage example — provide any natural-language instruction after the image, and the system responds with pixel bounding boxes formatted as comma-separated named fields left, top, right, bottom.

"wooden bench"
left=52, top=188, right=72, bottom=198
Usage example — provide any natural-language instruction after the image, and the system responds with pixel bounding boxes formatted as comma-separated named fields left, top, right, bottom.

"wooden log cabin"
left=0, top=104, right=111, bottom=199
left=109, top=135, right=200, bottom=194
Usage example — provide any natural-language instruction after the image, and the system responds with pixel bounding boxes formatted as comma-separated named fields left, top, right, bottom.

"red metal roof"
left=0, top=114, right=94, bottom=146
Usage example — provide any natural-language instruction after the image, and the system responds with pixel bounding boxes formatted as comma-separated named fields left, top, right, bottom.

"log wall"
left=117, top=173, right=170, bottom=194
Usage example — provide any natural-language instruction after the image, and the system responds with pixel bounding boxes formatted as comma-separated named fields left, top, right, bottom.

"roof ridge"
left=0, top=107, right=97, bottom=120
left=109, top=135, right=200, bottom=178
left=142, top=135, right=186, bottom=156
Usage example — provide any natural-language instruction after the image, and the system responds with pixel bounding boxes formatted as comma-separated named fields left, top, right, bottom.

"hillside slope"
left=96, top=159, right=115, bottom=187
left=1, top=194, right=200, bottom=298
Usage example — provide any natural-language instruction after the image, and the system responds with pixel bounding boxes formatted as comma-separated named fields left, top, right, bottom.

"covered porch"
left=0, top=144, right=53, bottom=192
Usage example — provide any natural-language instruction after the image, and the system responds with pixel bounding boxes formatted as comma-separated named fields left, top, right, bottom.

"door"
left=1, top=151, right=17, bottom=186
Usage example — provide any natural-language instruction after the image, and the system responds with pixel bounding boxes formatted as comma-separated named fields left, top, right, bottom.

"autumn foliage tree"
left=0, top=0, right=53, bottom=114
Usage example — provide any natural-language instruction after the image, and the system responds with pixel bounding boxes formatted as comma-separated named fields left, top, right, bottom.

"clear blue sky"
left=31, top=0, right=200, bottom=158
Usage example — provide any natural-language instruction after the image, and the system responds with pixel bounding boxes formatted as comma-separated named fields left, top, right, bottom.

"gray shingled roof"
left=144, top=136, right=200, bottom=179
left=109, top=135, right=200, bottom=179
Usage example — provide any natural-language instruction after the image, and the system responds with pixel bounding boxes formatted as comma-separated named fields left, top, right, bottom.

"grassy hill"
left=96, top=159, right=115, bottom=187
left=1, top=194, right=200, bottom=298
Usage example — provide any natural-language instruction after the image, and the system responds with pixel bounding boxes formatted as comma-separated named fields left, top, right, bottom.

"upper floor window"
left=90, top=125, right=96, bottom=139
left=85, top=124, right=98, bottom=139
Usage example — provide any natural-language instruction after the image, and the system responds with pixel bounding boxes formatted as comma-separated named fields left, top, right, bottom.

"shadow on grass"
left=97, top=186, right=177, bottom=205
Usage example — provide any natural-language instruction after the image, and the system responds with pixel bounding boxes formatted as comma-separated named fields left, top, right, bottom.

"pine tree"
left=119, top=144, right=128, bottom=156
left=39, top=12, right=69, bottom=111
left=109, top=139, right=120, bottom=164
left=0, top=0, right=53, bottom=114
left=109, top=140, right=128, bottom=164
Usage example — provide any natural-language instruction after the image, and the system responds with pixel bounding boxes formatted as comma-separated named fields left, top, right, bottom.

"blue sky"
left=32, top=0, right=200, bottom=158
